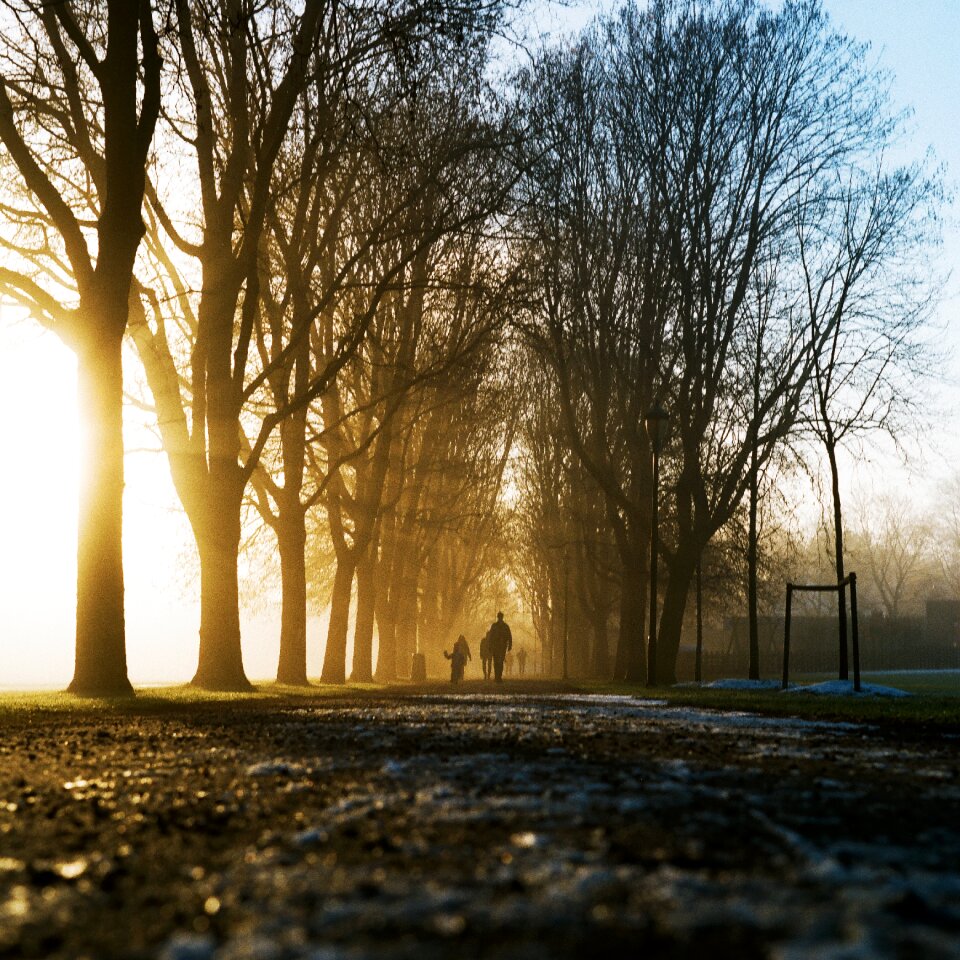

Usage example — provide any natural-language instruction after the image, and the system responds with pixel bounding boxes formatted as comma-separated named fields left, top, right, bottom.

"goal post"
left=782, top=572, right=861, bottom=692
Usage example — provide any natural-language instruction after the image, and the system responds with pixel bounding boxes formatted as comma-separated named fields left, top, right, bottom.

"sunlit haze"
left=1, top=0, right=959, bottom=688
left=0, top=317, right=329, bottom=687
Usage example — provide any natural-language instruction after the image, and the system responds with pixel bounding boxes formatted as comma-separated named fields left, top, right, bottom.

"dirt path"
left=0, top=692, right=958, bottom=959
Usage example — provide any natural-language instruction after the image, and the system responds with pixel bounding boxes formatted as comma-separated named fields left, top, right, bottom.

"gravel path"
left=0, top=691, right=958, bottom=959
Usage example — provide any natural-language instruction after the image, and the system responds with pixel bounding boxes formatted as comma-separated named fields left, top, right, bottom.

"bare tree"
left=127, top=0, right=332, bottom=690
left=799, top=158, right=941, bottom=670
left=849, top=494, right=934, bottom=618
left=129, top=0, right=513, bottom=689
left=515, top=27, right=666, bottom=681
left=0, top=1, right=161, bottom=695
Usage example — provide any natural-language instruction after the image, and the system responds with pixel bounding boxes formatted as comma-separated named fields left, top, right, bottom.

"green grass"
left=796, top=670, right=960, bottom=697
left=0, top=681, right=389, bottom=718
left=577, top=675, right=960, bottom=729
left=651, top=686, right=960, bottom=728
left=1, top=673, right=958, bottom=730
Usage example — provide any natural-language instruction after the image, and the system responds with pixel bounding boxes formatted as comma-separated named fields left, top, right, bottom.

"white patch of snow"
left=293, top=828, right=327, bottom=848
left=244, top=760, right=308, bottom=778
left=558, top=694, right=670, bottom=707
left=789, top=680, right=912, bottom=698
left=159, top=934, right=215, bottom=960
left=704, top=679, right=783, bottom=691
left=632, top=705, right=865, bottom=733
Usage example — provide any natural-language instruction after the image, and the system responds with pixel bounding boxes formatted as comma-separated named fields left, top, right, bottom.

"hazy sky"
left=1, top=0, right=958, bottom=688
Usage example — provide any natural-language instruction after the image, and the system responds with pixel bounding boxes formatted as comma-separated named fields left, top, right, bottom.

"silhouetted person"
left=443, top=640, right=467, bottom=683
left=444, top=634, right=471, bottom=683
left=487, top=611, right=512, bottom=682
left=479, top=631, right=492, bottom=679
left=516, top=646, right=527, bottom=676
left=455, top=634, right=472, bottom=671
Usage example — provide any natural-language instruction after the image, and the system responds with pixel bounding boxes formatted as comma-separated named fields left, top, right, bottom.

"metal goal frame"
left=782, top=572, right=861, bottom=692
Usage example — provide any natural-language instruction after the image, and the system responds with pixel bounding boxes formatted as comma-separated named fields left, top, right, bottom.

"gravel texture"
left=0, top=689, right=958, bottom=959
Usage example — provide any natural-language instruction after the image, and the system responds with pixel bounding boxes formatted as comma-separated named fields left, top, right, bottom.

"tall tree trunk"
left=591, top=612, right=609, bottom=678
left=620, top=552, right=647, bottom=683
left=276, top=505, right=308, bottom=684
left=747, top=449, right=760, bottom=679
left=0, top=0, right=160, bottom=697
left=190, top=276, right=252, bottom=691
left=351, top=547, right=376, bottom=681
left=418, top=551, right=443, bottom=671
left=191, top=475, right=251, bottom=690
left=657, top=544, right=698, bottom=684
left=69, top=328, right=133, bottom=697
left=374, top=506, right=398, bottom=681
left=321, top=556, right=355, bottom=683
left=826, top=438, right=849, bottom=678
left=395, top=557, right=419, bottom=675
left=275, top=337, right=310, bottom=684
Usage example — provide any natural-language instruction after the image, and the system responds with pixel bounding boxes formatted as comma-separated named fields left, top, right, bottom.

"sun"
left=0, top=313, right=207, bottom=687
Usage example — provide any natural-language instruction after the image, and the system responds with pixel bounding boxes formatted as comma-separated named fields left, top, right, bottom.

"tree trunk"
left=620, top=551, right=647, bottom=683
left=351, top=547, right=376, bottom=682
left=395, top=561, right=419, bottom=675
left=591, top=611, right=609, bottom=678
left=747, top=449, right=760, bottom=679
left=320, top=556, right=355, bottom=683
left=374, top=507, right=398, bottom=681
left=657, top=545, right=698, bottom=685
left=826, top=439, right=849, bottom=678
left=275, top=335, right=310, bottom=684
left=69, top=329, right=133, bottom=697
left=191, top=476, right=251, bottom=690
left=418, top=553, right=442, bottom=671
left=276, top=506, right=309, bottom=685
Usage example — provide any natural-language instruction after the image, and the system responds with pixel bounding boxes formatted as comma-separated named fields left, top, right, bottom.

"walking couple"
left=479, top=611, right=512, bottom=682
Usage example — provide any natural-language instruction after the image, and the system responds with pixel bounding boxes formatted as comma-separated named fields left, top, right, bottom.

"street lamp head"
left=645, top=403, right=669, bottom=455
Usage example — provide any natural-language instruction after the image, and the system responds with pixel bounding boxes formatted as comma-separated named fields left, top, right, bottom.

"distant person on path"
left=455, top=634, right=472, bottom=670
left=487, top=611, right=513, bottom=682
left=444, top=634, right=471, bottom=684
left=516, top=647, right=527, bottom=676
left=479, top=631, right=492, bottom=679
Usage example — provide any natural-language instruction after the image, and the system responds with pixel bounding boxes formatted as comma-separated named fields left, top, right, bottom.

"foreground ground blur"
left=0, top=690, right=958, bottom=959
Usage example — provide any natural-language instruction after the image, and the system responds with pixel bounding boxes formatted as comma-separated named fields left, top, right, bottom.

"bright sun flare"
left=0, top=313, right=296, bottom=688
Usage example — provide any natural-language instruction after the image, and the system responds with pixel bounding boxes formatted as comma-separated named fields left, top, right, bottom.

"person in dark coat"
left=487, top=611, right=512, bottom=682
left=479, top=631, right=492, bottom=679
left=455, top=634, right=472, bottom=671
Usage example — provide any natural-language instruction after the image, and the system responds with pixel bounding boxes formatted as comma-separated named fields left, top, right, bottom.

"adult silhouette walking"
left=487, top=611, right=513, bottom=682
left=479, top=631, right=492, bottom=679
left=516, top=646, right=527, bottom=676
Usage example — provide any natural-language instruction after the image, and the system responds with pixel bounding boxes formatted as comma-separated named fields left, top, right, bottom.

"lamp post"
left=645, top=403, right=669, bottom=687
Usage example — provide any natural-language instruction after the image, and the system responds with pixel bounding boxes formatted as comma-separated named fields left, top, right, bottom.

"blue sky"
left=548, top=0, right=960, bottom=475
left=825, top=0, right=960, bottom=169
left=802, top=1, right=960, bottom=433
left=553, top=0, right=960, bottom=254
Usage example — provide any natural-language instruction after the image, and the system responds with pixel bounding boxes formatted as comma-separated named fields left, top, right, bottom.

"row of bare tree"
left=508, top=0, right=941, bottom=683
left=0, top=0, right=942, bottom=693
left=0, top=0, right=520, bottom=693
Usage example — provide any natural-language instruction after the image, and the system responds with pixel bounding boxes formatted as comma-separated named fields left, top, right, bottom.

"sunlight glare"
left=0, top=312, right=304, bottom=689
